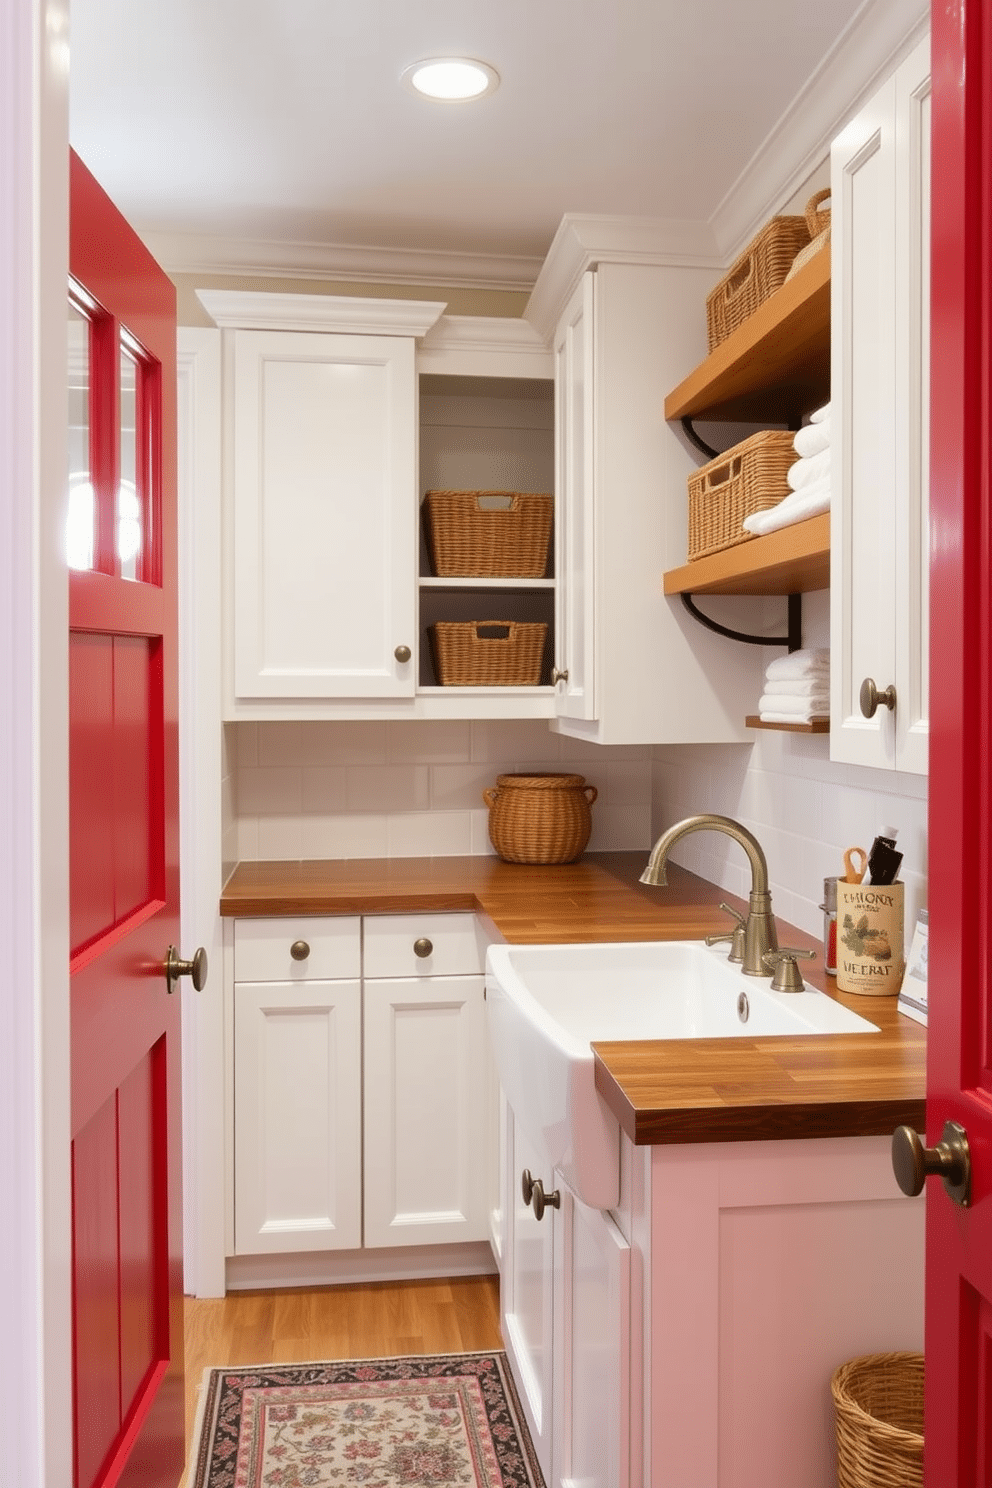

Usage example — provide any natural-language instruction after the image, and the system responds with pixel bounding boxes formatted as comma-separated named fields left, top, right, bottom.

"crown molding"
left=710, top=0, right=929, bottom=260
left=142, top=230, right=544, bottom=293
left=418, top=315, right=553, bottom=376
left=195, top=289, right=448, bottom=337
left=524, top=213, right=721, bottom=341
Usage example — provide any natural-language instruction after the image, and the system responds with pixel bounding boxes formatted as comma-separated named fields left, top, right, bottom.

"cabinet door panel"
left=831, top=79, right=899, bottom=768
left=234, top=979, right=362, bottom=1253
left=232, top=329, right=417, bottom=699
left=363, top=975, right=489, bottom=1247
left=554, top=1186, right=631, bottom=1488
left=501, top=1111, right=554, bottom=1484
left=553, top=274, right=596, bottom=720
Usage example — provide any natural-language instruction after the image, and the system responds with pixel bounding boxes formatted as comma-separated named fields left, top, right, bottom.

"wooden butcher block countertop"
left=221, top=852, right=926, bottom=1146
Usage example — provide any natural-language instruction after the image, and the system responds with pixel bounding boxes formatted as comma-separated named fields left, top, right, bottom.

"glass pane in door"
left=119, top=345, right=141, bottom=581
left=67, top=302, right=94, bottom=571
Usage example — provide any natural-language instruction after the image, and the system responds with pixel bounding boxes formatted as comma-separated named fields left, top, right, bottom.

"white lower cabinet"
left=233, top=912, right=492, bottom=1259
left=501, top=1105, right=632, bottom=1488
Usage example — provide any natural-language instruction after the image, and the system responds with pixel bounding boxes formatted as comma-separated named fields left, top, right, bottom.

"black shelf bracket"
left=680, top=591, right=803, bottom=652
left=680, top=417, right=722, bottom=461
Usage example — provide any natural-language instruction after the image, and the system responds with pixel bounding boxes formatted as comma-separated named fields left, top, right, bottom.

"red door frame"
left=927, top=0, right=992, bottom=1480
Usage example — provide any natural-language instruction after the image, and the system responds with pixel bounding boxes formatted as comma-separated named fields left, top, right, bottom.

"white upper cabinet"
left=830, top=35, right=931, bottom=774
left=533, top=239, right=765, bottom=746
left=199, top=292, right=446, bottom=708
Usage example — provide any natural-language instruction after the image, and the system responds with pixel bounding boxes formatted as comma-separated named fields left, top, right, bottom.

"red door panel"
left=926, top=0, right=992, bottom=1480
left=68, top=149, right=183, bottom=1488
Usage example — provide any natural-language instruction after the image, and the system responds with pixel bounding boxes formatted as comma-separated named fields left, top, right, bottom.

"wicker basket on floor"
left=831, top=1352, right=924, bottom=1488
left=429, top=620, right=548, bottom=687
left=706, top=213, right=812, bottom=350
left=424, top=490, right=553, bottom=577
left=483, top=773, right=598, bottom=864
left=687, top=429, right=796, bottom=561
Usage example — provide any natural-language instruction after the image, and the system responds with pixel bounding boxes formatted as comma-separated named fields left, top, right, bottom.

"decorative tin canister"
left=836, top=880, right=905, bottom=995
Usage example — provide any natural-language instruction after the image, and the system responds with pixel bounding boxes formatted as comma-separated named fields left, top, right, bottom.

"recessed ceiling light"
left=402, top=57, right=500, bottom=101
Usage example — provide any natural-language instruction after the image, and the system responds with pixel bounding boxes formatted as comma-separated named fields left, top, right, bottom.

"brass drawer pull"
left=290, top=940, right=310, bottom=961
left=413, top=937, right=434, bottom=958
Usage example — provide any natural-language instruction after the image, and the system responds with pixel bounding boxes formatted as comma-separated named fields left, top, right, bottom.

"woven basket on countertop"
left=687, top=429, right=796, bottom=561
left=424, top=490, right=553, bottom=577
left=831, top=1352, right=924, bottom=1488
left=483, top=773, right=598, bottom=864
left=706, top=211, right=812, bottom=350
left=429, top=621, right=548, bottom=687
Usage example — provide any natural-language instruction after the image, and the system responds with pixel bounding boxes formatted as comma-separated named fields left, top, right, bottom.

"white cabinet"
left=362, top=913, right=491, bottom=1248
left=830, top=35, right=931, bottom=774
left=233, top=917, right=363, bottom=1254
left=500, top=1103, right=633, bottom=1488
left=232, top=912, right=493, bottom=1261
left=539, top=253, right=766, bottom=745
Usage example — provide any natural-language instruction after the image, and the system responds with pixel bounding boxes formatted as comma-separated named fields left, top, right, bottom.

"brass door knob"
left=413, top=937, right=433, bottom=958
left=290, top=940, right=310, bottom=961
left=860, top=677, right=897, bottom=718
left=530, top=1178, right=561, bottom=1222
left=551, top=667, right=569, bottom=685
left=164, top=945, right=208, bottom=995
left=521, top=1169, right=535, bottom=1206
left=892, top=1120, right=971, bottom=1207
left=394, top=645, right=412, bottom=663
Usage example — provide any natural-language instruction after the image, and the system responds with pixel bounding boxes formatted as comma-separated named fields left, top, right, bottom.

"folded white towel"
left=762, top=676, right=830, bottom=697
left=742, top=477, right=831, bottom=536
left=793, top=419, right=831, bottom=459
left=809, top=402, right=831, bottom=424
left=765, top=647, right=830, bottom=681
left=759, top=709, right=830, bottom=724
left=758, top=692, right=829, bottom=715
left=787, top=447, right=831, bottom=491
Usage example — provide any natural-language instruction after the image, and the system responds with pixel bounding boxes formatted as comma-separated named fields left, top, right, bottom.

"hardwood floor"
left=183, top=1274, right=503, bottom=1451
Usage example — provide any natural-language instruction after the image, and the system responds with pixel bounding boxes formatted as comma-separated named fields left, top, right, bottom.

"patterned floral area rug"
left=187, top=1350, right=546, bottom=1487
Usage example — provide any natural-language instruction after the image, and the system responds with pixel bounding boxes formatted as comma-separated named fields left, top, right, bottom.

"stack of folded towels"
left=758, top=647, right=830, bottom=724
left=743, top=402, right=832, bottom=537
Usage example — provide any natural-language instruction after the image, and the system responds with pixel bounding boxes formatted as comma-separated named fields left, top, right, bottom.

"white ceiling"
left=67, top=0, right=918, bottom=287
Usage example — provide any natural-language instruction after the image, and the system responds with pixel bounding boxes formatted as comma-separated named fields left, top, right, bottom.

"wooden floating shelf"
left=663, top=513, right=830, bottom=597
left=745, top=715, right=829, bottom=734
left=664, top=251, right=830, bottom=425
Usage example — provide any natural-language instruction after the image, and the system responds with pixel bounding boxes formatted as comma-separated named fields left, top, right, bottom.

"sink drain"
left=737, top=991, right=750, bottom=1023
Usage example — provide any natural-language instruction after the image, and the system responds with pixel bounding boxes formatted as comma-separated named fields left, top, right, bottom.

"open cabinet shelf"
left=664, top=250, right=830, bottom=425
left=745, top=715, right=829, bottom=734
left=663, top=512, right=830, bottom=596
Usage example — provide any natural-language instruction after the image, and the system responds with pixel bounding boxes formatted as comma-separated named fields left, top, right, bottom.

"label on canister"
left=836, top=881, right=905, bottom=995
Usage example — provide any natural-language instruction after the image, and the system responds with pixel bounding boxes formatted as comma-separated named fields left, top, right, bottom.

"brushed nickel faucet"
left=640, top=814, right=779, bottom=977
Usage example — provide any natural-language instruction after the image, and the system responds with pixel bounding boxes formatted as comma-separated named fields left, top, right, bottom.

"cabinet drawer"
left=233, top=916, right=361, bottom=982
left=362, top=913, right=488, bottom=978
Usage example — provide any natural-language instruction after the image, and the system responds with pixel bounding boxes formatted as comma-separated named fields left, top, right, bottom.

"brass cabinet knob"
left=413, top=937, right=433, bottom=958
left=164, top=945, right=208, bottom=995
left=860, top=677, right=897, bottom=718
left=530, top=1177, right=561, bottom=1222
left=290, top=940, right=310, bottom=961
left=521, top=1169, right=535, bottom=1206
left=551, top=667, right=569, bottom=685
left=394, top=645, right=412, bottom=663
left=892, top=1120, right=972, bottom=1207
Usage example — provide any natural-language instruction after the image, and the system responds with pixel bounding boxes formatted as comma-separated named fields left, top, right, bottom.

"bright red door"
left=68, top=151, right=185, bottom=1488
left=925, top=0, right=992, bottom=1480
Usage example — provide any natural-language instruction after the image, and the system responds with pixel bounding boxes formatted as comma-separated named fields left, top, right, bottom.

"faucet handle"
left=762, top=947, right=815, bottom=993
left=705, top=903, right=747, bottom=964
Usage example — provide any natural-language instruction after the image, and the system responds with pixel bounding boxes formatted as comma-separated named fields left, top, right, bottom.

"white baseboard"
left=223, top=1241, right=498, bottom=1292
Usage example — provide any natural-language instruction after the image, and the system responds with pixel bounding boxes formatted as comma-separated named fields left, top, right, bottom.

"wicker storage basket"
left=786, top=188, right=833, bottom=282
left=483, top=773, right=598, bottom=864
left=687, top=429, right=796, bottom=560
left=831, top=1353, right=924, bottom=1488
left=429, top=621, right=548, bottom=687
left=706, top=213, right=812, bottom=350
left=424, top=490, right=553, bottom=577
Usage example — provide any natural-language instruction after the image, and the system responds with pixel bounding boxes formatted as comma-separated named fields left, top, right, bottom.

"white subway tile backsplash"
left=303, top=720, right=389, bottom=766
left=387, top=720, right=472, bottom=764
left=257, top=815, right=305, bottom=859
left=301, top=814, right=389, bottom=859
left=430, top=763, right=498, bottom=811
left=345, top=764, right=431, bottom=814
left=470, top=720, right=561, bottom=764
left=386, top=810, right=474, bottom=858
left=238, top=766, right=302, bottom=816
left=301, top=768, right=348, bottom=814
left=256, top=721, right=306, bottom=766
